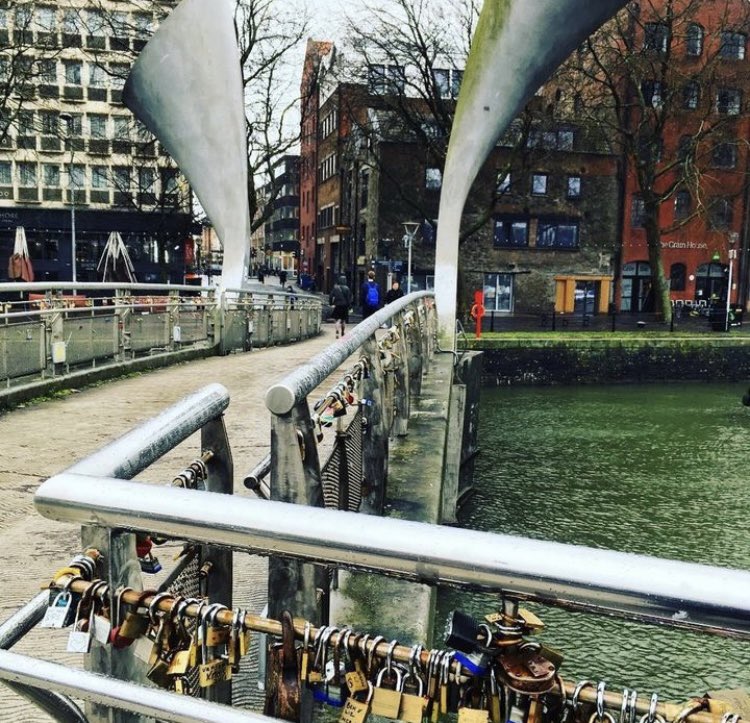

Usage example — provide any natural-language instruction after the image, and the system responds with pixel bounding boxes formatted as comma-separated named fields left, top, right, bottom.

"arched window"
left=670, top=263, right=686, bottom=291
left=686, top=23, right=704, bottom=57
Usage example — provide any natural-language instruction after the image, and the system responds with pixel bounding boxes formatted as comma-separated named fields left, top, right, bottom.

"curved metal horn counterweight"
left=123, top=0, right=250, bottom=290
left=434, top=0, right=629, bottom=346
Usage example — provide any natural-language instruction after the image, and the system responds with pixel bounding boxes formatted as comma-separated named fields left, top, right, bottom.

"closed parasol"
left=7, top=226, right=34, bottom=282
left=97, top=231, right=136, bottom=283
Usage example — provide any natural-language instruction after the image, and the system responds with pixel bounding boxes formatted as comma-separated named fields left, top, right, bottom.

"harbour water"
left=436, top=383, right=750, bottom=699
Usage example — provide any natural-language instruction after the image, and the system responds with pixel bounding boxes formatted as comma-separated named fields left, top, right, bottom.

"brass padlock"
left=371, top=666, right=403, bottom=719
left=340, top=682, right=374, bottom=723
left=398, top=672, right=427, bottom=723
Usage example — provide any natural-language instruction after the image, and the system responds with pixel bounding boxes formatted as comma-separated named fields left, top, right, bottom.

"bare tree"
left=77, top=0, right=309, bottom=234
left=0, top=4, right=63, bottom=144
left=235, top=0, right=309, bottom=233
left=555, top=0, right=750, bottom=321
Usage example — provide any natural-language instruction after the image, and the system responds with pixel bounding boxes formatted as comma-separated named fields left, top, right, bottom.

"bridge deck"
left=0, top=326, right=337, bottom=720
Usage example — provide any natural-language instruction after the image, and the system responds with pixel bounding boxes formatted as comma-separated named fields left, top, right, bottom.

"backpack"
left=365, top=282, right=379, bottom=307
left=330, top=284, right=349, bottom=306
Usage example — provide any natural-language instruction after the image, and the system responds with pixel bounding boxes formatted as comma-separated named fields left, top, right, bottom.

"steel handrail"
left=265, top=290, right=433, bottom=414
left=0, top=649, right=270, bottom=723
left=34, top=475, right=750, bottom=639
left=68, top=383, right=229, bottom=479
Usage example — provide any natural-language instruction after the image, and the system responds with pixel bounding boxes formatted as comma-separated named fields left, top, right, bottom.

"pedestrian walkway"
left=0, top=325, right=339, bottom=720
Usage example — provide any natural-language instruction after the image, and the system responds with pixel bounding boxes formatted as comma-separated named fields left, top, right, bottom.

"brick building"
left=299, top=40, right=621, bottom=313
left=572, top=0, right=750, bottom=314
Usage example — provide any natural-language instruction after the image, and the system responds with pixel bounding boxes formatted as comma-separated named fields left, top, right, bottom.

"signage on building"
left=661, top=241, right=708, bottom=250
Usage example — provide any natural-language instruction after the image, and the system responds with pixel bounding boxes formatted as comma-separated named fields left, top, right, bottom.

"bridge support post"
left=268, top=402, right=327, bottom=623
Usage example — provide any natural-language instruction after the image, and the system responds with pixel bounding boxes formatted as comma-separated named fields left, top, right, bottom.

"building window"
left=91, top=166, right=108, bottom=189
left=716, top=88, right=742, bottom=115
left=87, top=10, right=106, bottom=38
left=709, top=198, right=733, bottom=229
left=138, top=167, right=155, bottom=191
left=42, top=164, right=60, bottom=187
left=682, top=81, right=699, bottom=109
left=674, top=190, right=691, bottom=220
left=497, top=172, right=511, bottom=194
left=527, top=128, right=575, bottom=150
left=112, top=167, right=131, bottom=191
left=319, top=153, right=337, bottom=182
left=367, top=64, right=405, bottom=95
left=320, top=109, right=337, bottom=138
left=641, top=80, right=664, bottom=108
left=0, top=162, right=12, bottom=185
left=720, top=31, right=746, bottom=60
left=89, top=64, right=108, bottom=88
left=537, top=222, right=579, bottom=248
left=39, top=112, right=56, bottom=136
left=670, top=263, right=686, bottom=291
left=686, top=23, right=703, bottom=56
left=531, top=173, right=548, bottom=196
left=644, top=22, right=669, bottom=52
left=425, top=167, right=442, bottom=190
left=631, top=196, right=645, bottom=227
left=64, top=61, right=82, bottom=85
left=113, top=117, right=130, bottom=140
left=133, top=13, right=153, bottom=38
left=483, top=273, right=513, bottom=312
left=67, top=165, right=85, bottom=190
left=110, top=64, right=129, bottom=90
left=89, top=114, right=108, bottom=139
left=18, top=111, right=35, bottom=136
left=38, top=59, right=57, bottom=85
left=432, top=67, right=463, bottom=99
left=638, top=135, right=663, bottom=164
left=494, top=218, right=528, bottom=247
left=17, top=162, right=37, bottom=187
left=567, top=176, right=581, bottom=198
left=712, top=142, right=737, bottom=169
left=33, top=7, right=55, bottom=33
left=62, top=10, right=82, bottom=34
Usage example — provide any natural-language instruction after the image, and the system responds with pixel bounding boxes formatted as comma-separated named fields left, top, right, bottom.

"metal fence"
left=0, top=282, right=322, bottom=393
left=472, top=304, right=747, bottom=334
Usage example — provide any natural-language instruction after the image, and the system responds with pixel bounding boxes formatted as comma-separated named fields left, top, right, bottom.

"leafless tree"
left=555, top=0, right=750, bottom=321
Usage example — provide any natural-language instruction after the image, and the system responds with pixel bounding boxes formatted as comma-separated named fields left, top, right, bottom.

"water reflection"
left=436, top=384, right=750, bottom=698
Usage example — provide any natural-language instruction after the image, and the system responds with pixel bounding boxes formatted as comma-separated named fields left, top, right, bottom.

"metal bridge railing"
left=261, top=291, right=436, bottom=620
left=1, top=292, right=750, bottom=721
left=0, top=281, right=322, bottom=393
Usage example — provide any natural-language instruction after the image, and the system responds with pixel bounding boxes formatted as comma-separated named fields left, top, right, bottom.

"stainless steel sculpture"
left=434, top=0, right=629, bottom=346
left=123, top=0, right=250, bottom=291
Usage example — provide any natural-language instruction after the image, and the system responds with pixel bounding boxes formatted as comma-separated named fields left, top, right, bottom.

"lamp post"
left=402, top=221, right=420, bottom=294
left=726, top=235, right=738, bottom=332
left=59, top=113, right=76, bottom=283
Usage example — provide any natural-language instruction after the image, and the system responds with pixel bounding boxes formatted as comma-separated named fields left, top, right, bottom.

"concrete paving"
left=0, top=324, right=340, bottom=721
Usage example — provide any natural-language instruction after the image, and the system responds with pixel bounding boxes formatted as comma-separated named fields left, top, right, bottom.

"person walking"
left=329, top=274, right=353, bottom=338
left=385, top=280, right=404, bottom=305
left=361, top=270, right=381, bottom=319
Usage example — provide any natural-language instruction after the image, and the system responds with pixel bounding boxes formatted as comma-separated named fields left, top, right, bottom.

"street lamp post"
left=726, top=242, right=737, bottom=332
left=59, top=113, right=76, bottom=284
left=402, top=221, right=420, bottom=294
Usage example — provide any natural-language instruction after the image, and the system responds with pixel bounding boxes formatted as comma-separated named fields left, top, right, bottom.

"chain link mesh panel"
left=320, top=406, right=364, bottom=512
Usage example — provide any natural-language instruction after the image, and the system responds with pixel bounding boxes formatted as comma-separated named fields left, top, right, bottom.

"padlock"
left=444, top=610, right=481, bottom=653
left=398, top=672, right=427, bottom=723
left=67, top=594, right=95, bottom=653
left=457, top=684, right=491, bottom=723
left=371, top=665, right=403, bottom=719
left=340, top=682, right=374, bottom=723
left=40, top=590, right=75, bottom=629
left=139, top=552, right=162, bottom=574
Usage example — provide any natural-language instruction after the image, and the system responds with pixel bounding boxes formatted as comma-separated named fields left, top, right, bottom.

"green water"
left=436, top=383, right=750, bottom=699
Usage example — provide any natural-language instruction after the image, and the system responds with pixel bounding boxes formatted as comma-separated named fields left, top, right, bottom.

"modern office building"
left=0, top=1, right=192, bottom=285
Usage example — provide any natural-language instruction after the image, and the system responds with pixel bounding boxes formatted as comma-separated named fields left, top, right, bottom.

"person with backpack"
left=329, top=275, right=353, bottom=338
left=361, top=270, right=381, bottom=319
